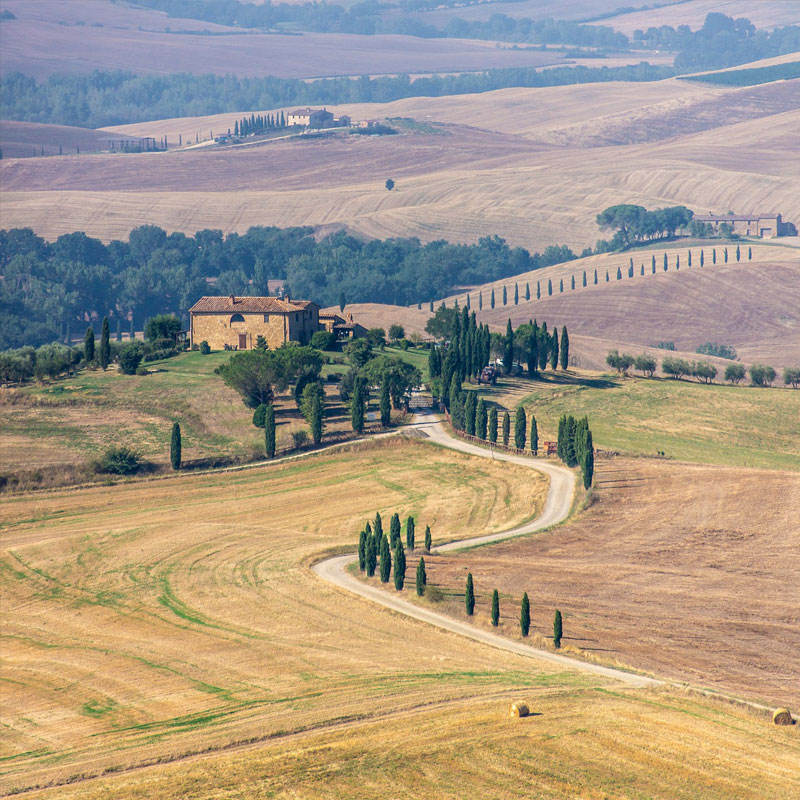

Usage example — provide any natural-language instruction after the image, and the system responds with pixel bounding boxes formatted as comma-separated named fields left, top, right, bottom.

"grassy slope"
left=0, top=350, right=357, bottom=473
left=478, top=371, right=800, bottom=470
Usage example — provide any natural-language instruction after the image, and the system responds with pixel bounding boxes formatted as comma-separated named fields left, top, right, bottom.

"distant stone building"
left=286, top=107, right=334, bottom=128
left=693, top=212, right=787, bottom=239
left=189, top=296, right=320, bottom=350
left=319, top=312, right=367, bottom=340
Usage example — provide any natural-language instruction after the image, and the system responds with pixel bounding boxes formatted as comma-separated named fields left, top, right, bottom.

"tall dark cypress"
left=538, top=322, right=549, bottom=371
left=374, top=512, right=383, bottom=540
left=488, top=406, right=497, bottom=443
left=310, top=390, right=323, bottom=445
left=525, top=282, right=530, bottom=300
left=351, top=376, right=365, bottom=433
left=514, top=283, right=519, bottom=304
left=358, top=530, right=367, bottom=571
left=527, top=324, right=539, bottom=377
left=366, top=535, right=377, bottom=576
left=556, top=415, right=567, bottom=461
left=393, top=542, right=406, bottom=590
left=514, top=405, right=527, bottom=450
left=416, top=557, right=426, bottom=596
left=520, top=592, right=530, bottom=636
left=475, top=398, right=487, bottom=440
left=84, top=326, right=95, bottom=363
left=504, top=319, right=514, bottom=374
left=502, top=285, right=507, bottom=305
left=465, top=573, right=475, bottom=616
left=265, top=404, right=276, bottom=458
left=464, top=390, right=477, bottom=436
left=170, top=422, right=181, bottom=470
left=530, top=414, right=538, bottom=454
left=380, top=379, right=391, bottom=427
left=379, top=536, right=391, bottom=583
left=550, top=327, right=559, bottom=370
left=99, top=316, right=111, bottom=370
left=406, top=516, right=415, bottom=549
left=390, top=512, right=401, bottom=548
left=554, top=609, right=563, bottom=648
left=502, top=411, right=510, bottom=446
left=582, top=430, right=594, bottom=489
left=491, top=589, right=499, bottom=626
left=559, top=326, right=569, bottom=370
left=424, top=525, right=432, bottom=553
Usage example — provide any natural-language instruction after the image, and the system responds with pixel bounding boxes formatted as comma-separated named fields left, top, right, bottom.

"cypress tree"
left=115, top=316, right=121, bottom=342
left=358, top=530, right=367, bottom=570
left=701, top=249, right=705, bottom=267
left=571, top=274, right=576, bottom=290
left=582, top=430, right=594, bottom=488
left=651, top=254, right=656, bottom=272
left=393, top=542, right=406, bottom=590
left=390, top=512, right=401, bottom=548
left=547, top=279, right=553, bottom=296
left=616, top=266, right=622, bottom=280
left=502, top=411, right=510, bottom=446
left=424, top=525, right=432, bottom=553
left=374, top=512, right=383, bottom=539
left=663, top=253, right=668, bottom=271
left=640, top=264, right=644, bottom=275
left=536, top=281, right=541, bottom=299
left=490, top=288, right=495, bottom=308
left=504, top=319, right=514, bottom=374
left=502, top=285, right=507, bottom=305
left=558, top=278, right=563, bottom=292
left=582, top=271, right=587, bottom=287
left=564, top=415, right=577, bottom=467
left=430, top=300, right=434, bottom=312
left=170, top=422, right=181, bottom=470
left=465, top=573, right=475, bottom=616
left=264, top=404, right=276, bottom=458
left=530, top=414, right=538, bottom=455
left=748, top=246, right=752, bottom=260
left=466, top=294, right=470, bottom=310
left=520, top=592, right=530, bottom=636
left=525, top=282, right=530, bottom=300
left=379, top=536, right=391, bottom=583
left=688, top=250, right=692, bottom=267
left=476, top=398, right=487, bottom=440
left=310, top=390, right=323, bottom=445
left=406, top=516, right=415, bottom=549
left=491, top=589, right=499, bottom=626
left=713, top=248, right=716, bottom=264
left=724, top=247, right=728, bottom=263
left=351, top=376, right=365, bottom=433
left=676, top=254, right=680, bottom=270
left=99, top=316, right=110, bottom=370
left=84, top=326, right=95, bottom=363
left=594, top=268, right=598, bottom=284
left=549, top=327, right=559, bottom=370
left=527, top=326, right=539, bottom=377
left=514, top=405, right=526, bottom=450
left=514, top=283, right=519, bottom=304
left=416, top=557, right=426, bottom=595
left=605, top=270, right=609, bottom=282
left=380, top=378, right=391, bottom=427
left=366, top=535, right=377, bottom=576
left=559, top=326, right=569, bottom=370
left=554, top=609, right=563, bottom=648
left=478, top=292, right=483, bottom=310
left=464, top=391, right=476, bottom=436
left=488, top=406, right=498, bottom=443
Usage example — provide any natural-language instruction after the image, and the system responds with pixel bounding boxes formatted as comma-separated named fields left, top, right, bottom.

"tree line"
left=235, top=111, right=286, bottom=136
left=1, top=64, right=675, bottom=130
left=357, top=512, right=565, bottom=645
left=0, top=226, right=578, bottom=350
left=606, top=350, right=799, bottom=388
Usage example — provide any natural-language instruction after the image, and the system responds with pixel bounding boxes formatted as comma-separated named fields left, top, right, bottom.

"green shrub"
left=252, top=403, right=268, bottom=428
left=118, top=343, right=143, bottom=375
left=95, top=446, right=144, bottom=475
left=311, top=330, right=336, bottom=350
left=199, top=341, right=211, bottom=355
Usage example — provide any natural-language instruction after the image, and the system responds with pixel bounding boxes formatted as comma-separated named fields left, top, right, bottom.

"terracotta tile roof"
left=188, top=296, right=317, bottom=314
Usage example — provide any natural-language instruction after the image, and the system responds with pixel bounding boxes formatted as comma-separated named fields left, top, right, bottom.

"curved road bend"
left=314, top=411, right=660, bottom=688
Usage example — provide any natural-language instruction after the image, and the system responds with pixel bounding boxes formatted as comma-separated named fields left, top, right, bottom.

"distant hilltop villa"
left=692, top=212, right=793, bottom=239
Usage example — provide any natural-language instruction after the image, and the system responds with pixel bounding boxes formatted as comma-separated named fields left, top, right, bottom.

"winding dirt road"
left=313, top=411, right=661, bottom=688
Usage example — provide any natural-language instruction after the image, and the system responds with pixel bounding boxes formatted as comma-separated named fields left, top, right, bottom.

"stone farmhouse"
left=286, top=108, right=350, bottom=129
left=189, top=296, right=320, bottom=350
left=319, top=312, right=368, bottom=340
left=693, top=212, right=788, bottom=239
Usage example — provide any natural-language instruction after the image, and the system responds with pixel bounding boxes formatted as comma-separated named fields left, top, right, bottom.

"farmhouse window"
left=230, top=314, right=245, bottom=323
left=263, top=314, right=270, bottom=322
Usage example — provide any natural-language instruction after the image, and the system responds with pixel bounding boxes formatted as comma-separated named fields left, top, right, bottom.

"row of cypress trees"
left=358, top=512, right=432, bottom=594
left=465, top=573, right=563, bottom=646
left=83, top=317, right=112, bottom=370
left=235, top=111, right=286, bottom=136
left=557, top=414, right=594, bottom=488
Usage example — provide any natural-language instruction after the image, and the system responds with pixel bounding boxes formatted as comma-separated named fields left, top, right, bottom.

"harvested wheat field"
left=0, top=439, right=552, bottom=792
left=3, top=440, right=799, bottom=799
left=423, top=457, right=800, bottom=709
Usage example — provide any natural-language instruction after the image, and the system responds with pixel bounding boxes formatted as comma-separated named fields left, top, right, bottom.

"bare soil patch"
left=424, top=458, right=800, bottom=708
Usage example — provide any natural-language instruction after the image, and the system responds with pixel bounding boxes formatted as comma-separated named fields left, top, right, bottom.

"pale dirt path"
left=313, top=411, right=661, bottom=689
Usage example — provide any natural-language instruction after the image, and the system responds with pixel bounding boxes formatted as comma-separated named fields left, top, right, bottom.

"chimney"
left=229, top=294, right=235, bottom=305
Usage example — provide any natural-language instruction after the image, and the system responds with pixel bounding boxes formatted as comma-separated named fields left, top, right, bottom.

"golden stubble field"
left=2, top=78, right=799, bottom=256
left=0, top=439, right=550, bottom=792
left=2, top=438, right=799, bottom=799
left=422, top=457, right=800, bottom=709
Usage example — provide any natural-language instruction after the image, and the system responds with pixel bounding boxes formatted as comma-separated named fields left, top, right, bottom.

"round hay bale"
left=509, top=702, right=529, bottom=718
left=773, top=708, right=793, bottom=726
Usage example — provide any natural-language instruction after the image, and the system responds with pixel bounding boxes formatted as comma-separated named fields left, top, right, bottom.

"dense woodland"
left=0, top=225, right=578, bottom=350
